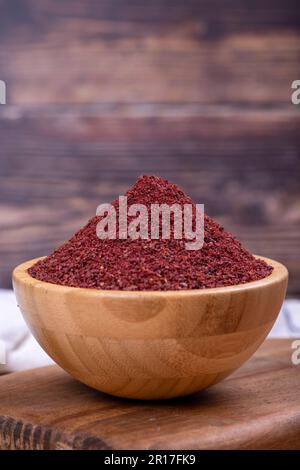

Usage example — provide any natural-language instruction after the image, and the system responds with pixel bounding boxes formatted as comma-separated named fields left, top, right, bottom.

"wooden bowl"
left=13, top=256, right=288, bottom=400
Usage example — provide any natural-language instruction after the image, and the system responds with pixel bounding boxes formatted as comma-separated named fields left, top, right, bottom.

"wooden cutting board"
left=0, top=339, right=299, bottom=450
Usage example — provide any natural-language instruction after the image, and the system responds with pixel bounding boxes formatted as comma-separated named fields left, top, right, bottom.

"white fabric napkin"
left=0, top=289, right=53, bottom=373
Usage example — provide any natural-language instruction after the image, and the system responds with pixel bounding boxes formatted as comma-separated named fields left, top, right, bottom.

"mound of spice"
left=28, top=175, right=272, bottom=290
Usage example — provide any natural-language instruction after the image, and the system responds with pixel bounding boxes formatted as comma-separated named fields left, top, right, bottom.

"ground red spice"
left=28, top=175, right=273, bottom=290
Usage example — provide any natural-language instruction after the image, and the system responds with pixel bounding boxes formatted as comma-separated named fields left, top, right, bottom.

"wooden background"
left=0, top=0, right=299, bottom=294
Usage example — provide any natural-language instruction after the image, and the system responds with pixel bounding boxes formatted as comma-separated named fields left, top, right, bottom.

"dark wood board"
left=0, top=339, right=299, bottom=450
left=0, top=0, right=299, bottom=105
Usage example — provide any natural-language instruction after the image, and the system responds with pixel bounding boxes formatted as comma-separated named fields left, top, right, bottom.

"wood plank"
left=0, top=1, right=299, bottom=105
left=0, top=106, right=299, bottom=293
left=2, top=0, right=300, bottom=33
left=0, top=339, right=299, bottom=450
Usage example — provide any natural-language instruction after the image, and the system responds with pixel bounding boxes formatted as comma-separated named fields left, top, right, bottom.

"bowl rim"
left=12, top=256, right=288, bottom=298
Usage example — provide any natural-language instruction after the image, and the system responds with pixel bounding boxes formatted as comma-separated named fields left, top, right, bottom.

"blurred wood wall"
left=0, top=0, right=299, bottom=294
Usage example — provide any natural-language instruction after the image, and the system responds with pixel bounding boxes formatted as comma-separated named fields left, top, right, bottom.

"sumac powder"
left=28, top=175, right=273, bottom=290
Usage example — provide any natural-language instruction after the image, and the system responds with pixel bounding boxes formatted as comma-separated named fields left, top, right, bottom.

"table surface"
left=0, top=339, right=299, bottom=450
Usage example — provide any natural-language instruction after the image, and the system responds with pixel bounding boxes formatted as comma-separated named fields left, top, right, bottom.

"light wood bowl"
left=13, top=256, right=288, bottom=400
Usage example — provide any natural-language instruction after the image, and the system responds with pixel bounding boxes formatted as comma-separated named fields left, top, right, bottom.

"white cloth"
left=0, top=289, right=299, bottom=374
left=269, top=299, right=300, bottom=338
left=0, top=289, right=53, bottom=373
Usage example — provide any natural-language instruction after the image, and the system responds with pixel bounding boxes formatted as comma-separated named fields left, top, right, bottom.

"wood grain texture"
left=0, top=0, right=299, bottom=105
left=0, top=106, right=299, bottom=293
left=0, top=339, right=299, bottom=450
left=0, top=0, right=299, bottom=294
left=12, top=257, right=288, bottom=400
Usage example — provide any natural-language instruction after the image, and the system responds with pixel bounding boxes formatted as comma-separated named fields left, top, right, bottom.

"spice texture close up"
left=28, top=176, right=272, bottom=290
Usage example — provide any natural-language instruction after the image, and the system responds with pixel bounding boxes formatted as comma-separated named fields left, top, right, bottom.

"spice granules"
left=28, top=175, right=273, bottom=290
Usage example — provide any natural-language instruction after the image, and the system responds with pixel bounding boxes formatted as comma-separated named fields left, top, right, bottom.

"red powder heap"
left=28, top=175, right=272, bottom=290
